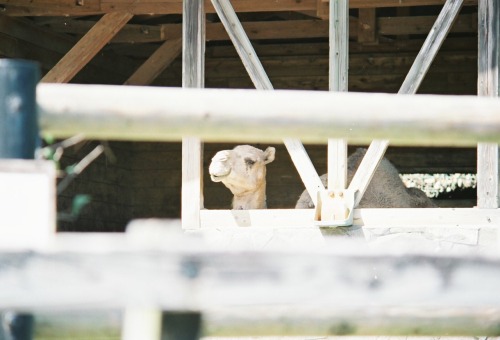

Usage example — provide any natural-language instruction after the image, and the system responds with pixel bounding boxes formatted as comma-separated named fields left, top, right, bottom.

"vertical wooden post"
left=477, top=0, right=500, bottom=208
left=182, top=0, right=205, bottom=229
left=328, top=0, right=349, bottom=191
left=0, top=59, right=39, bottom=340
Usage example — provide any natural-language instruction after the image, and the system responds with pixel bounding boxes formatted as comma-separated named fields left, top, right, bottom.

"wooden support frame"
left=355, top=0, right=464, bottom=209
left=477, top=0, right=500, bottom=209
left=211, top=0, right=324, bottom=206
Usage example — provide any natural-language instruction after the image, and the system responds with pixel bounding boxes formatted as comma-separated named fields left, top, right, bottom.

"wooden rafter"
left=41, top=12, right=133, bottom=83
left=123, top=38, right=182, bottom=86
left=0, top=14, right=136, bottom=83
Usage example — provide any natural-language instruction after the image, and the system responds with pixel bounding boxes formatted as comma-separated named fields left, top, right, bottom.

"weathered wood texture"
left=38, top=84, right=500, bottom=146
left=123, top=38, right=182, bottom=86
left=1, top=232, right=500, bottom=336
left=477, top=0, right=500, bottom=209
left=398, top=0, right=464, bottom=94
left=41, top=12, right=133, bottom=83
left=0, top=15, right=138, bottom=84
left=181, top=0, right=205, bottom=230
left=146, top=40, right=477, bottom=94
left=0, top=0, right=478, bottom=16
left=43, top=14, right=478, bottom=44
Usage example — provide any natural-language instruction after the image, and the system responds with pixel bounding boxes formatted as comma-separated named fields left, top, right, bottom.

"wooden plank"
left=477, top=144, right=499, bottom=208
left=328, top=1, right=349, bottom=193
left=328, top=140, right=347, bottom=190
left=181, top=0, right=205, bottom=230
left=0, top=15, right=135, bottom=83
left=358, top=8, right=377, bottom=43
left=41, top=12, right=133, bottom=83
left=211, top=0, right=323, bottom=203
left=348, top=140, right=389, bottom=206
left=1, top=0, right=478, bottom=16
left=283, top=138, right=324, bottom=206
left=379, top=13, right=477, bottom=35
left=477, top=0, right=500, bottom=209
left=329, top=0, right=348, bottom=92
left=38, top=84, right=500, bottom=146
left=0, top=230, right=500, bottom=337
left=211, top=0, right=272, bottom=90
left=124, top=38, right=182, bottom=86
left=199, top=208, right=500, bottom=229
left=46, top=14, right=477, bottom=45
left=398, top=0, right=464, bottom=94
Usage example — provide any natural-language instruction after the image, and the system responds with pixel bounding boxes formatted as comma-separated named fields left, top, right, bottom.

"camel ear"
left=263, top=147, right=276, bottom=164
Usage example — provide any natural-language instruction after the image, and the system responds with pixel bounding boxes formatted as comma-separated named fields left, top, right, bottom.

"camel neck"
left=232, top=183, right=267, bottom=209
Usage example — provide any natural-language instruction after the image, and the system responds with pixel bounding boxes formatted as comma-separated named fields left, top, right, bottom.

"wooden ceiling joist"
left=43, top=13, right=476, bottom=46
left=0, top=0, right=478, bottom=16
left=41, top=11, right=133, bottom=83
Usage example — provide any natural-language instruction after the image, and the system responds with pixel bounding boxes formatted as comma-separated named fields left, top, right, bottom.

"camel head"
left=209, top=145, right=275, bottom=209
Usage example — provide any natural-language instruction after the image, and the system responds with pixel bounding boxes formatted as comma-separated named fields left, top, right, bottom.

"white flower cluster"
left=400, top=173, right=477, bottom=198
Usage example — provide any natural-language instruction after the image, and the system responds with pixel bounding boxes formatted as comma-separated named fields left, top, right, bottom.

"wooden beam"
left=198, top=208, right=500, bottom=229
left=0, top=15, right=135, bottom=83
left=181, top=0, right=205, bottom=230
left=328, top=0, right=349, bottom=193
left=37, top=84, right=500, bottom=146
left=398, top=0, right=464, bottom=94
left=41, top=12, right=133, bottom=83
left=1, top=0, right=478, bottom=16
left=477, top=0, right=500, bottom=209
left=123, top=38, right=182, bottom=86
left=1, top=229, right=500, bottom=338
left=358, top=8, right=377, bottom=43
left=45, top=14, right=478, bottom=45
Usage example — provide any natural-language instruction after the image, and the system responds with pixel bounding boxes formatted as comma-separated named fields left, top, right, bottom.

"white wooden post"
left=328, top=0, right=348, bottom=192
left=182, top=0, right=205, bottom=229
left=477, top=0, right=500, bottom=209
left=211, top=0, right=324, bottom=206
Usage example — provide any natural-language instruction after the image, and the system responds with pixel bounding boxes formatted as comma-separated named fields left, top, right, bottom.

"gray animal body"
left=295, top=148, right=435, bottom=209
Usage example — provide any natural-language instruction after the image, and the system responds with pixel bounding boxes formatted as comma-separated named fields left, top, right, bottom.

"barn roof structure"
left=0, top=0, right=479, bottom=92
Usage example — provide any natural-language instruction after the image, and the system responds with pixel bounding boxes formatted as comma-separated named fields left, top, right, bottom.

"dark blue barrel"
left=0, top=59, right=40, bottom=159
left=0, top=59, right=39, bottom=340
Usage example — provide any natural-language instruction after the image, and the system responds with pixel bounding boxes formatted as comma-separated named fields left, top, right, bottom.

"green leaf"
left=71, top=195, right=91, bottom=216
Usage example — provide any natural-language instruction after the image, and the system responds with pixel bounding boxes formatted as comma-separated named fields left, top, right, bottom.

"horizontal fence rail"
left=2, top=232, right=500, bottom=336
left=38, top=84, right=500, bottom=146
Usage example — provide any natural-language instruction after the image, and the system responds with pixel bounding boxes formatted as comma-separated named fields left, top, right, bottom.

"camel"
left=296, top=148, right=436, bottom=209
left=209, top=145, right=275, bottom=209
left=209, top=146, right=435, bottom=210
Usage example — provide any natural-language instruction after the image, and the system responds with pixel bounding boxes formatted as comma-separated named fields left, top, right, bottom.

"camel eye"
left=244, top=158, right=256, bottom=166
